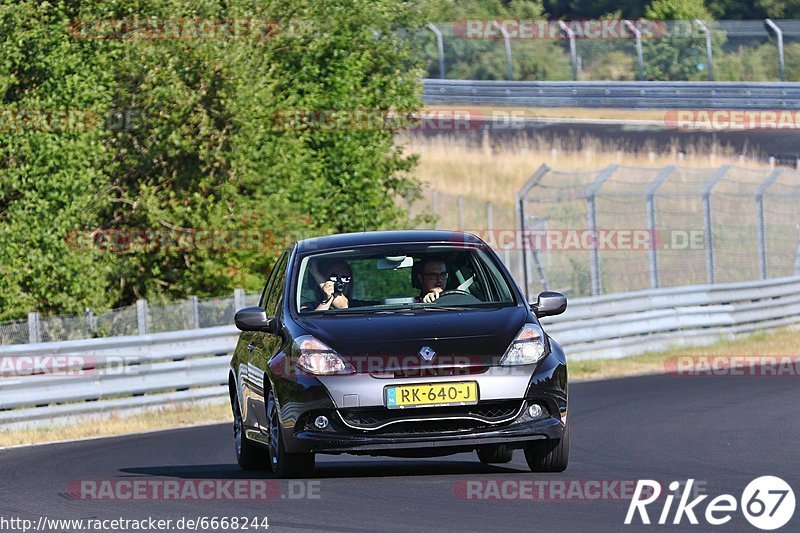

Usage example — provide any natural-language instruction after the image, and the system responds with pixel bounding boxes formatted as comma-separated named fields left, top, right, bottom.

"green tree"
left=641, top=0, right=719, bottom=81
left=1, top=0, right=429, bottom=318
left=419, top=0, right=572, bottom=81
left=0, top=0, right=116, bottom=319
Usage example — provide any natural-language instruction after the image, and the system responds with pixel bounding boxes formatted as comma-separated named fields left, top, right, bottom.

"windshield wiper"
left=408, top=304, right=471, bottom=311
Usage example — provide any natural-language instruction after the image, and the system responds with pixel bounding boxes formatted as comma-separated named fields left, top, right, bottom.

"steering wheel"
left=431, top=289, right=482, bottom=305
left=439, top=289, right=471, bottom=297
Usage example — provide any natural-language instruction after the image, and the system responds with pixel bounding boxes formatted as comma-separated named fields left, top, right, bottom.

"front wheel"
left=476, top=444, right=513, bottom=464
left=267, top=391, right=315, bottom=478
left=232, top=395, right=269, bottom=470
left=524, top=424, right=569, bottom=472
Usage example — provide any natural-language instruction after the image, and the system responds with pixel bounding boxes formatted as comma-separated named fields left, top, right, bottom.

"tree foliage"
left=0, top=0, right=427, bottom=318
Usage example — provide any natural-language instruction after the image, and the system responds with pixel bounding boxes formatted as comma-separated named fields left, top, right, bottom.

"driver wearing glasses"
left=415, top=255, right=449, bottom=303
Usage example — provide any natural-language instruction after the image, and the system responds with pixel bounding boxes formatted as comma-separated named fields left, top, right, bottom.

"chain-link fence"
left=516, top=164, right=800, bottom=298
left=6, top=165, right=798, bottom=344
left=415, top=20, right=800, bottom=81
left=0, top=289, right=260, bottom=346
left=410, top=165, right=800, bottom=299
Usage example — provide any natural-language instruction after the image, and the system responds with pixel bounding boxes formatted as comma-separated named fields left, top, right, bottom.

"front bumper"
left=290, top=414, right=565, bottom=455
left=265, top=343, right=568, bottom=455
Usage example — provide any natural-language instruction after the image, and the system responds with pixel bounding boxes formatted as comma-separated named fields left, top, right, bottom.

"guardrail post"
left=234, top=288, right=246, bottom=311
left=646, top=166, right=676, bottom=289
left=586, top=165, right=619, bottom=296
left=702, top=165, right=731, bottom=284
left=27, top=312, right=41, bottom=344
left=558, top=21, right=578, bottom=81
left=425, top=23, right=446, bottom=80
left=190, top=296, right=200, bottom=329
left=756, top=169, right=784, bottom=279
left=490, top=21, right=513, bottom=80
left=695, top=20, right=714, bottom=81
left=136, top=299, right=149, bottom=335
left=624, top=20, right=644, bottom=81
left=765, top=19, right=785, bottom=82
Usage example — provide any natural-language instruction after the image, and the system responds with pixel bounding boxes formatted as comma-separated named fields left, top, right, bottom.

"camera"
left=334, top=280, right=347, bottom=294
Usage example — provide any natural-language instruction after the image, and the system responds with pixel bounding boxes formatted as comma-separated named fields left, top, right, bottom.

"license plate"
left=385, top=381, right=478, bottom=409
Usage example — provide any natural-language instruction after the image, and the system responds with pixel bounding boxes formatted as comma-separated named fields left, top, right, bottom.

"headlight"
left=499, top=323, right=547, bottom=366
left=294, top=335, right=355, bottom=375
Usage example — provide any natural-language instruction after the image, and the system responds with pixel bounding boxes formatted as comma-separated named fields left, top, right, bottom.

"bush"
left=0, top=0, right=428, bottom=318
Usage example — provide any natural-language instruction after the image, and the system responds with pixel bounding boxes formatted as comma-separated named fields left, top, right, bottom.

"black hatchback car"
left=229, top=230, right=568, bottom=477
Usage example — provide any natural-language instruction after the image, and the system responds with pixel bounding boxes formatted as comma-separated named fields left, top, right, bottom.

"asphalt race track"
left=417, top=119, right=800, bottom=163
left=2, top=373, right=797, bottom=532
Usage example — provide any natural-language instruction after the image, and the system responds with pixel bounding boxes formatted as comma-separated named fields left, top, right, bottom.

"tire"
left=232, top=395, right=269, bottom=470
left=476, top=444, right=513, bottom=464
left=524, top=424, right=570, bottom=472
left=267, top=391, right=315, bottom=478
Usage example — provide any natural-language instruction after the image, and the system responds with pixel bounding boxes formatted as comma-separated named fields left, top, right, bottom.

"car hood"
left=296, top=305, right=528, bottom=373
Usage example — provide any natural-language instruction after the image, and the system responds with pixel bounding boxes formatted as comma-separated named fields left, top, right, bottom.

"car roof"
left=295, top=230, right=484, bottom=254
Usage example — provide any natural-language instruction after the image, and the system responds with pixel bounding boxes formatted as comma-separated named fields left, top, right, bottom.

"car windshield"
left=295, top=244, right=516, bottom=314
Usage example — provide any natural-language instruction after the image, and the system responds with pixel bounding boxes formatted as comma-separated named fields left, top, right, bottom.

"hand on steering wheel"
left=438, top=289, right=471, bottom=297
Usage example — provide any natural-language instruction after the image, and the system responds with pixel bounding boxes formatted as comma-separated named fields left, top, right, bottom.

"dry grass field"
left=402, top=132, right=773, bottom=209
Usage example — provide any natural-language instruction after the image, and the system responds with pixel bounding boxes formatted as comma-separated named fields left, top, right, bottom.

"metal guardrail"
left=422, top=79, right=800, bottom=109
left=540, top=275, right=800, bottom=360
left=0, top=326, right=238, bottom=428
left=1, top=276, right=799, bottom=427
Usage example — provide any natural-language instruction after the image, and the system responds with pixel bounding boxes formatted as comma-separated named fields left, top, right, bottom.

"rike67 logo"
left=626, top=477, right=795, bottom=530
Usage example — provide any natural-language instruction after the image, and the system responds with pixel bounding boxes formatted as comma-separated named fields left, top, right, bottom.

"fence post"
left=432, top=190, right=439, bottom=229
left=136, top=299, right=149, bottom=335
left=702, top=165, right=731, bottom=284
left=558, top=21, right=578, bottom=81
left=586, top=165, right=619, bottom=296
left=190, top=296, right=200, bottom=329
left=624, top=20, right=645, bottom=80
left=765, top=19, right=785, bottom=82
left=426, top=23, right=446, bottom=80
left=457, top=196, right=465, bottom=230
left=756, top=169, right=783, bottom=279
left=234, top=288, right=246, bottom=311
left=646, top=166, right=676, bottom=289
left=27, top=312, right=41, bottom=344
left=490, top=21, right=513, bottom=80
left=695, top=20, right=714, bottom=81
left=486, top=201, right=493, bottom=232
left=516, top=165, right=552, bottom=299
left=85, top=308, right=97, bottom=337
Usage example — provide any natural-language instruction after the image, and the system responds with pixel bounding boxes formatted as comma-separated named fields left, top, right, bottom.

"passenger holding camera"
left=312, top=260, right=353, bottom=311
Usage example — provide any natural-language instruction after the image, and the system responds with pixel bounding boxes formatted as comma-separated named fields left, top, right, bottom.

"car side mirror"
left=530, top=291, right=567, bottom=318
left=234, top=307, right=275, bottom=333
